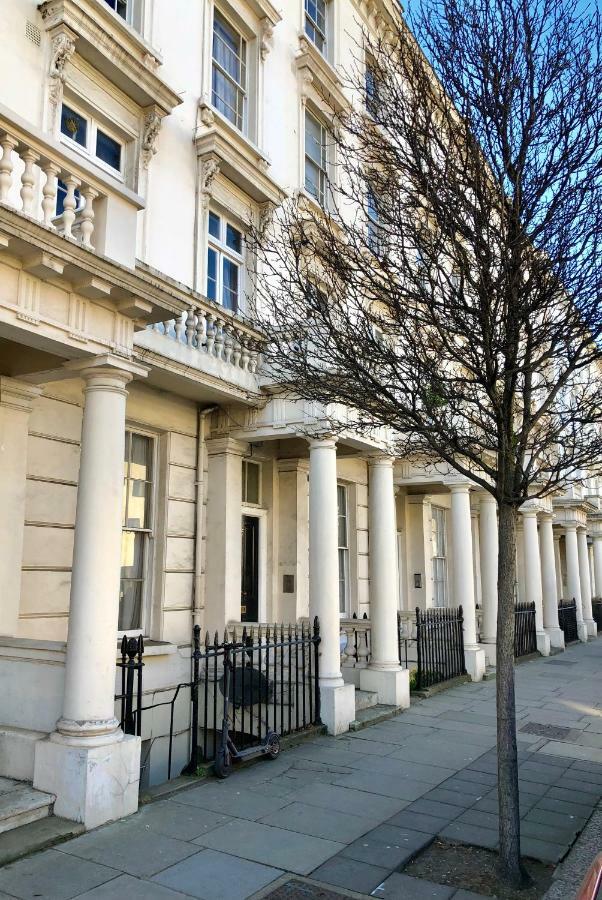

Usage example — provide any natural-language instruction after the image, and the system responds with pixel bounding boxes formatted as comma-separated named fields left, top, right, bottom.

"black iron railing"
left=592, top=598, right=602, bottom=632
left=414, top=606, right=466, bottom=690
left=115, top=635, right=144, bottom=736
left=514, top=601, right=537, bottom=658
left=558, top=598, right=579, bottom=643
left=189, top=619, right=321, bottom=772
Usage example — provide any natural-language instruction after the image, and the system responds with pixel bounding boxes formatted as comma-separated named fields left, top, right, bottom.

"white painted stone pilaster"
left=553, top=532, right=564, bottom=601
left=308, top=437, right=354, bottom=734
left=360, top=456, right=409, bottom=708
left=520, top=506, right=550, bottom=656
left=539, top=514, right=564, bottom=649
left=577, top=528, right=596, bottom=637
left=448, top=481, right=486, bottom=681
left=593, top=533, right=602, bottom=603
left=0, top=377, right=42, bottom=637
left=478, top=493, right=498, bottom=661
left=34, top=355, right=148, bottom=829
left=204, top=436, right=249, bottom=633
left=564, top=524, right=588, bottom=642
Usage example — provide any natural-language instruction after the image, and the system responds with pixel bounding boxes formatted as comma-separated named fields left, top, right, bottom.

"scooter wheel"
left=266, top=732, right=281, bottom=760
left=214, top=748, right=233, bottom=778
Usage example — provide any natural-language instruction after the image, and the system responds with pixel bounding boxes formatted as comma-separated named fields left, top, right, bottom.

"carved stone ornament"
left=141, top=109, right=162, bottom=169
left=198, top=100, right=215, bottom=127
left=48, top=31, right=76, bottom=112
left=201, top=157, right=221, bottom=194
left=258, top=201, right=275, bottom=235
left=260, top=18, right=274, bottom=61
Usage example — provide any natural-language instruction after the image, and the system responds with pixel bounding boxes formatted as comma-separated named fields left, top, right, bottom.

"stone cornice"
left=38, top=0, right=182, bottom=115
left=245, top=0, right=282, bottom=26
left=195, top=106, right=286, bottom=207
left=296, top=34, right=348, bottom=114
left=0, top=377, right=43, bottom=413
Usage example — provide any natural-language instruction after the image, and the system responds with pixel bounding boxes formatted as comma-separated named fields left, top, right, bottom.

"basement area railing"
left=514, top=601, right=537, bottom=658
left=558, top=598, right=579, bottom=643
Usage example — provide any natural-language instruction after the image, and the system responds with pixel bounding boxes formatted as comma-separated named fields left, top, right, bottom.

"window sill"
left=39, top=0, right=182, bottom=115
left=296, top=33, right=347, bottom=113
left=116, top=639, right=178, bottom=659
left=195, top=103, right=286, bottom=206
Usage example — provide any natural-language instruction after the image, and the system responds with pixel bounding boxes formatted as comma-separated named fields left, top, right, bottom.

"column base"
left=320, top=682, right=356, bottom=735
left=536, top=630, right=551, bottom=657
left=464, top=646, right=486, bottom=682
left=545, top=627, right=565, bottom=650
left=585, top=619, right=597, bottom=638
left=33, top=731, right=140, bottom=830
left=480, top=641, right=496, bottom=666
left=360, top=667, right=410, bottom=709
left=578, top=622, right=589, bottom=643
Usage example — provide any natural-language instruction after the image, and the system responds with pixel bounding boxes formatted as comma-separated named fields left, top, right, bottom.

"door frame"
left=241, top=504, right=267, bottom=623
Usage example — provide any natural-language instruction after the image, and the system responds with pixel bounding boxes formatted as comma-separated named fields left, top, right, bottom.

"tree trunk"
left=496, top=502, right=529, bottom=886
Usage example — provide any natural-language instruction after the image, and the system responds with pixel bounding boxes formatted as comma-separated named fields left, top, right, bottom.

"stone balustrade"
left=150, top=309, right=261, bottom=374
left=0, top=127, right=105, bottom=250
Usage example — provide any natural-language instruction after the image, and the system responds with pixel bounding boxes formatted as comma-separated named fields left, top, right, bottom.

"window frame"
left=119, top=428, right=157, bottom=636
left=59, top=99, right=125, bottom=181
left=367, top=186, right=383, bottom=255
left=211, top=8, right=248, bottom=133
left=304, top=108, right=329, bottom=208
left=431, top=505, right=448, bottom=608
left=242, top=459, right=262, bottom=506
left=206, top=208, right=245, bottom=313
left=337, top=482, right=350, bottom=616
left=305, top=0, right=328, bottom=55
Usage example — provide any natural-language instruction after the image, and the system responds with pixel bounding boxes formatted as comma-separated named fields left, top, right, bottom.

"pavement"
left=2, top=638, right=602, bottom=900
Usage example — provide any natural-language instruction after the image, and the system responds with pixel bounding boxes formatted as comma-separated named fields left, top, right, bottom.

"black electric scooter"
left=214, top=647, right=280, bottom=778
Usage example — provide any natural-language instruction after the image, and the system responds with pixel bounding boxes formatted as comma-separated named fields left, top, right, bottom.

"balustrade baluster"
left=172, top=312, right=184, bottom=342
left=206, top=314, right=216, bottom=355
left=19, top=148, right=40, bottom=215
left=41, top=161, right=60, bottom=228
left=232, top=330, right=242, bottom=368
left=0, top=134, right=18, bottom=203
left=185, top=308, right=196, bottom=346
left=214, top=318, right=225, bottom=360
left=60, top=174, right=81, bottom=239
left=249, top=349, right=259, bottom=373
left=241, top=338, right=250, bottom=371
left=223, top=324, right=233, bottom=363
left=195, top=310, right=206, bottom=350
left=79, top=186, right=98, bottom=248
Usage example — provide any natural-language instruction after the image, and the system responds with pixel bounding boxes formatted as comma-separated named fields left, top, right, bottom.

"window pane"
left=338, top=548, right=348, bottom=613
left=130, top=433, right=152, bottom=481
left=222, top=257, right=239, bottom=311
left=226, top=223, right=242, bottom=254
left=126, top=481, right=150, bottom=528
left=304, top=160, right=321, bottom=202
left=121, top=530, right=144, bottom=578
left=119, top=580, right=143, bottom=631
left=209, top=211, right=221, bottom=239
left=207, top=248, right=218, bottom=301
left=212, top=70, right=242, bottom=127
left=103, top=0, right=128, bottom=18
left=213, top=13, right=244, bottom=85
left=243, top=461, right=260, bottom=504
left=305, top=112, right=324, bottom=166
left=96, top=129, right=122, bottom=171
left=61, top=105, right=87, bottom=147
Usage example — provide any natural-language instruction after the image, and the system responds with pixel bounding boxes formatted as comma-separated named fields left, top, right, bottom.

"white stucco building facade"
left=0, top=0, right=599, bottom=832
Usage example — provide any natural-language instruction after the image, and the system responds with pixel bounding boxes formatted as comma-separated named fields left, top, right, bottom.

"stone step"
left=349, top=704, right=402, bottom=731
left=0, top=782, right=55, bottom=835
left=0, top=815, right=84, bottom=867
left=354, top=689, right=379, bottom=712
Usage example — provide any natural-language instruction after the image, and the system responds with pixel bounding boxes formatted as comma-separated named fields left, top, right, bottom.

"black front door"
left=241, top=515, right=259, bottom=622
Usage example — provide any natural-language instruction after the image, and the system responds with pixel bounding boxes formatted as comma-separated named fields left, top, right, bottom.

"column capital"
left=205, top=436, right=250, bottom=457
left=63, top=354, right=149, bottom=391
left=477, top=491, right=497, bottom=505
left=445, top=479, right=472, bottom=494
left=0, top=376, right=42, bottom=413
left=367, top=454, right=395, bottom=469
left=307, top=435, right=337, bottom=452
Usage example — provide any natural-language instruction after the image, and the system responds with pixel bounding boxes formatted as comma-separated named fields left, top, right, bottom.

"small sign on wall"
left=283, top=574, right=295, bottom=594
left=414, top=573, right=422, bottom=589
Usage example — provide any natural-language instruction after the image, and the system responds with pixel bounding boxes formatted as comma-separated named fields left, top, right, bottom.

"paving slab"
left=439, top=821, right=498, bottom=850
left=311, top=856, right=390, bottom=894
left=332, top=771, right=433, bottom=802
left=404, top=799, right=464, bottom=823
left=370, top=872, right=455, bottom=898
left=286, top=782, right=408, bottom=820
left=56, top=821, right=197, bottom=877
left=340, top=823, right=432, bottom=870
left=259, top=802, right=379, bottom=843
left=170, top=783, right=292, bottom=821
left=0, top=848, right=118, bottom=900
left=519, top=836, right=566, bottom=864
left=152, top=849, right=282, bottom=900
left=386, top=810, right=451, bottom=835
left=73, top=873, right=187, bottom=898
left=131, top=800, right=231, bottom=842
left=194, top=819, right=344, bottom=875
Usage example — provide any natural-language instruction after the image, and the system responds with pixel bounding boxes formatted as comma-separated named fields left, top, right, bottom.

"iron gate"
left=558, top=598, right=579, bottom=643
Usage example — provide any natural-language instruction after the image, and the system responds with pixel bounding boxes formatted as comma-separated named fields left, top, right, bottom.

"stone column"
left=204, top=436, right=248, bottom=633
left=539, top=513, right=564, bottom=648
left=554, top=532, right=563, bottom=600
left=360, top=457, right=409, bottom=708
left=308, top=437, right=355, bottom=734
left=593, top=535, right=602, bottom=605
left=478, top=493, right=498, bottom=661
left=449, top=482, right=486, bottom=680
left=577, top=528, right=596, bottom=637
left=520, top=508, right=550, bottom=655
left=564, top=524, right=588, bottom=642
left=0, top=377, right=42, bottom=636
left=34, top=355, right=148, bottom=828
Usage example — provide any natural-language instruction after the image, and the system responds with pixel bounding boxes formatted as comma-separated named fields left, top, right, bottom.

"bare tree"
left=249, top=0, right=602, bottom=885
